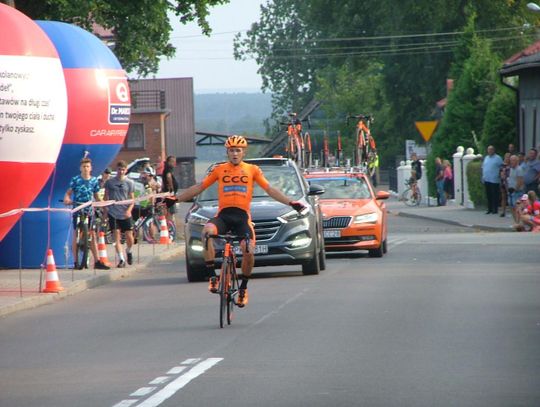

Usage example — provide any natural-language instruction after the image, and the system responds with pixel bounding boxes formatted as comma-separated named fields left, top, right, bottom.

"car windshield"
left=197, top=165, right=303, bottom=201
left=308, top=177, right=371, bottom=199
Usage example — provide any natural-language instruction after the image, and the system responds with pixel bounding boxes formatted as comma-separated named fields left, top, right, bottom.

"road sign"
left=415, top=121, right=439, bottom=142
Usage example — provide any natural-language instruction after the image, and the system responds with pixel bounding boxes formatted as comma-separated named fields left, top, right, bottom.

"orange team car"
left=304, top=169, right=390, bottom=257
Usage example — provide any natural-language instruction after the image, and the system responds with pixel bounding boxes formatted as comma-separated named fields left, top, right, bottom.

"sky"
left=156, top=0, right=265, bottom=94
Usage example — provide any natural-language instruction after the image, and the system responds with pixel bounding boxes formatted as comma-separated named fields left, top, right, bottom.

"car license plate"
left=233, top=245, right=268, bottom=255
left=324, top=229, right=341, bottom=238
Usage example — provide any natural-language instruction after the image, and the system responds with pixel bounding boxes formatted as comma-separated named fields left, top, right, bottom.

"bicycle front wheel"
left=76, top=223, right=89, bottom=269
left=402, top=188, right=420, bottom=207
left=227, top=263, right=238, bottom=325
left=219, top=262, right=229, bottom=329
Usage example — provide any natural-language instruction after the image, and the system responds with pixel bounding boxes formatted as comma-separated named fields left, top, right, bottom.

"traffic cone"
left=158, top=216, right=170, bottom=244
left=97, top=231, right=111, bottom=266
left=42, top=249, right=64, bottom=293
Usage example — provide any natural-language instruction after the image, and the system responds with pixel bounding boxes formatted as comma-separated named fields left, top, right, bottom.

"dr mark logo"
left=108, top=77, right=131, bottom=125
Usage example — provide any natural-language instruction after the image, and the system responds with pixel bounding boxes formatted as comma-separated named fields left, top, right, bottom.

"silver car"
left=184, top=158, right=326, bottom=281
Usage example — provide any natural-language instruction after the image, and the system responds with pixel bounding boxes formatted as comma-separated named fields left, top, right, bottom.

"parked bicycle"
left=133, top=201, right=177, bottom=244
left=347, top=114, right=376, bottom=169
left=401, top=179, right=422, bottom=207
left=206, top=233, right=249, bottom=328
left=281, top=112, right=310, bottom=169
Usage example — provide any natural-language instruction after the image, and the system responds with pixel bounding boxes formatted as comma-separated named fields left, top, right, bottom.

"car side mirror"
left=376, top=191, right=390, bottom=200
left=308, top=183, right=325, bottom=196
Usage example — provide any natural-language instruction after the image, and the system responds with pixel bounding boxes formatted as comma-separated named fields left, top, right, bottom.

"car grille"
left=323, top=216, right=351, bottom=229
left=253, top=219, right=281, bottom=241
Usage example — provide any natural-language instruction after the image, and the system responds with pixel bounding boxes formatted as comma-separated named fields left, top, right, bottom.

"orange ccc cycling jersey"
left=201, top=161, right=270, bottom=214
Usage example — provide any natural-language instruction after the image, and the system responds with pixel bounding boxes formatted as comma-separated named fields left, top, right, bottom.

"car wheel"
left=318, top=240, right=326, bottom=271
left=382, top=238, right=388, bottom=254
left=185, top=251, right=206, bottom=282
left=368, top=245, right=383, bottom=258
left=302, top=244, right=320, bottom=275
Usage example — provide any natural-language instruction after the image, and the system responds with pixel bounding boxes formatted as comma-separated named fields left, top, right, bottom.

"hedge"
left=466, top=159, right=487, bottom=208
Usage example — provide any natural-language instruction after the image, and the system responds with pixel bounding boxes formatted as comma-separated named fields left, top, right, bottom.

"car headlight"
left=287, top=233, right=312, bottom=248
left=187, top=212, right=210, bottom=226
left=278, top=208, right=309, bottom=223
left=353, top=213, right=378, bottom=224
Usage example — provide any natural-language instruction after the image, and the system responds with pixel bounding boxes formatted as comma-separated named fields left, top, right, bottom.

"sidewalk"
left=0, top=241, right=184, bottom=318
left=386, top=197, right=515, bottom=232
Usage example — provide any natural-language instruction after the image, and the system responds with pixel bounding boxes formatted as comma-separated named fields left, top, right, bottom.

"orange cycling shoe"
left=237, top=288, right=249, bottom=307
left=208, top=276, right=219, bottom=293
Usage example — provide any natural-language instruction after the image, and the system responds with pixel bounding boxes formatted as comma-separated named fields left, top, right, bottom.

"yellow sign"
left=415, top=121, right=439, bottom=142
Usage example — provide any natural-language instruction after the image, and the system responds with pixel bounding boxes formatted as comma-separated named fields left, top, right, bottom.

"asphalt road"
left=1, top=214, right=539, bottom=407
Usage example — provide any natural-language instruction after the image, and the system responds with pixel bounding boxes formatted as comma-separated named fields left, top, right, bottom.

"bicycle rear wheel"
left=76, top=222, right=89, bottom=269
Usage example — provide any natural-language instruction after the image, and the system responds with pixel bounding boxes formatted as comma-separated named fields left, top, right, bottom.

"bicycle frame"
left=206, top=233, right=249, bottom=328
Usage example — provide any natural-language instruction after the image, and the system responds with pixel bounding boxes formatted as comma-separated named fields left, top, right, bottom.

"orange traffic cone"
left=97, top=231, right=111, bottom=266
left=42, top=249, right=64, bottom=293
left=158, top=216, right=170, bottom=244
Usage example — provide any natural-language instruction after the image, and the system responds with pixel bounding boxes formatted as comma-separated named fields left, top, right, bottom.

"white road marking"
left=181, top=358, right=201, bottom=365
left=253, top=289, right=308, bottom=326
left=136, top=358, right=223, bottom=407
left=112, top=358, right=222, bottom=407
left=112, top=400, right=138, bottom=407
left=148, top=377, right=169, bottom=385
left=166, top=366, right=186, bottom=374
left=130, top=387, right=156, bottom=397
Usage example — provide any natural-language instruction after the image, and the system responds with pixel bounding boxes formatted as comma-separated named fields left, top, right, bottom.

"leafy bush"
left=466, top=159, right=487, bottom=207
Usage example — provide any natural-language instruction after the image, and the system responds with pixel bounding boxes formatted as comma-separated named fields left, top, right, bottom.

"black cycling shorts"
left=208, top=207, right=255, bottom=241
left=108, top=215, right=134, bottom=233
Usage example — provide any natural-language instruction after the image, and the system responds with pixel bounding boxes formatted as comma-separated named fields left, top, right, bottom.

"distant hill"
left=194, top=92, right=272, bottom=136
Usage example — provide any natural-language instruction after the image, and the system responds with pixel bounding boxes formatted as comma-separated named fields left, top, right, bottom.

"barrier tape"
left=0, top=192, right=176, bottom=219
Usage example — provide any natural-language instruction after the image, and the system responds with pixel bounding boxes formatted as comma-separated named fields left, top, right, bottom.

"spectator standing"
left=507, top=155, right=525, bottom=223
left=63, top=158, right=110, bottom=270
left=498, top=153, right=511, bottom=217
left=161, top=155, right=179, bottom=223
left=481, top=145, right=503, bottom=215
left=518, top=152, right=526, bottom=170
left=435, top=157, right=446, bottom=206
left=523, top=148, right=540, bottom=194
left=104, top=160, right=135, bottom=268
left=507, top=143, right=516, bottom=155
left=443, top=159, right=454, bottom=201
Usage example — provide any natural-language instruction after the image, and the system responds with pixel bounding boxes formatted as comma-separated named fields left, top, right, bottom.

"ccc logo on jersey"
left=222, top=175, right=248, bottom=183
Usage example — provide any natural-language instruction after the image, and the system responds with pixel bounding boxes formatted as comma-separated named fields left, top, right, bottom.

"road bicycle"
left=401, top=179, right=422, bottom=207
left=281, top=112, right=309, bottom=169
left=62, top=201, right=94, bottom=269
left=206, top=233, right=249, bottom=328
left=133, top=201, right=177, bottom=244
left=347, top=114, right=376, bottom=168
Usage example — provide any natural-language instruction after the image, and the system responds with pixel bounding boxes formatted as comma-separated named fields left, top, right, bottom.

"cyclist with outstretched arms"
left=176, top=135, right=306, bottom=307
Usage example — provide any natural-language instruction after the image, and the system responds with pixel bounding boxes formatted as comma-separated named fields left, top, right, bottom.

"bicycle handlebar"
left=346, top=114, right=373, bottom=125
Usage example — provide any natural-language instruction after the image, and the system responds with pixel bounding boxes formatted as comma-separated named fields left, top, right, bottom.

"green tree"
left=4, top=0, right=229, bottom=76
left=315, top=62, right=393, bottom=164
left=234, top=0, right=317, bottom=121
left=480, top=86, right=517, bottom=154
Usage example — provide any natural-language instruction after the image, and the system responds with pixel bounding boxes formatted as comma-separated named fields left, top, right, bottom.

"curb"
left=389, top=210, right=513, bottom=232
left=0, top=243, right=185, bottom=318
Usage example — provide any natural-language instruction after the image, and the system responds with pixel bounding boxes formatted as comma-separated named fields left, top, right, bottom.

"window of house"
left=125, top=123, right=144, bottom=149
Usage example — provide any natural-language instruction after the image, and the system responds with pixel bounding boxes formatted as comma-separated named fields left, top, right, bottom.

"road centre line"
left=112, top=358, right=223, bottom=407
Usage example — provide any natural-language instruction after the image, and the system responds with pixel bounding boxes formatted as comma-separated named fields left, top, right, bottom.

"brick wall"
left=116, top=112, right=165, bottom=168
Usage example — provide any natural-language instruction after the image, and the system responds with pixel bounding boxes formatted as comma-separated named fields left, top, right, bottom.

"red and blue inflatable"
left=0, top=20, right=130, bottom=267
left=0, top=4, right=67, bottom=243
